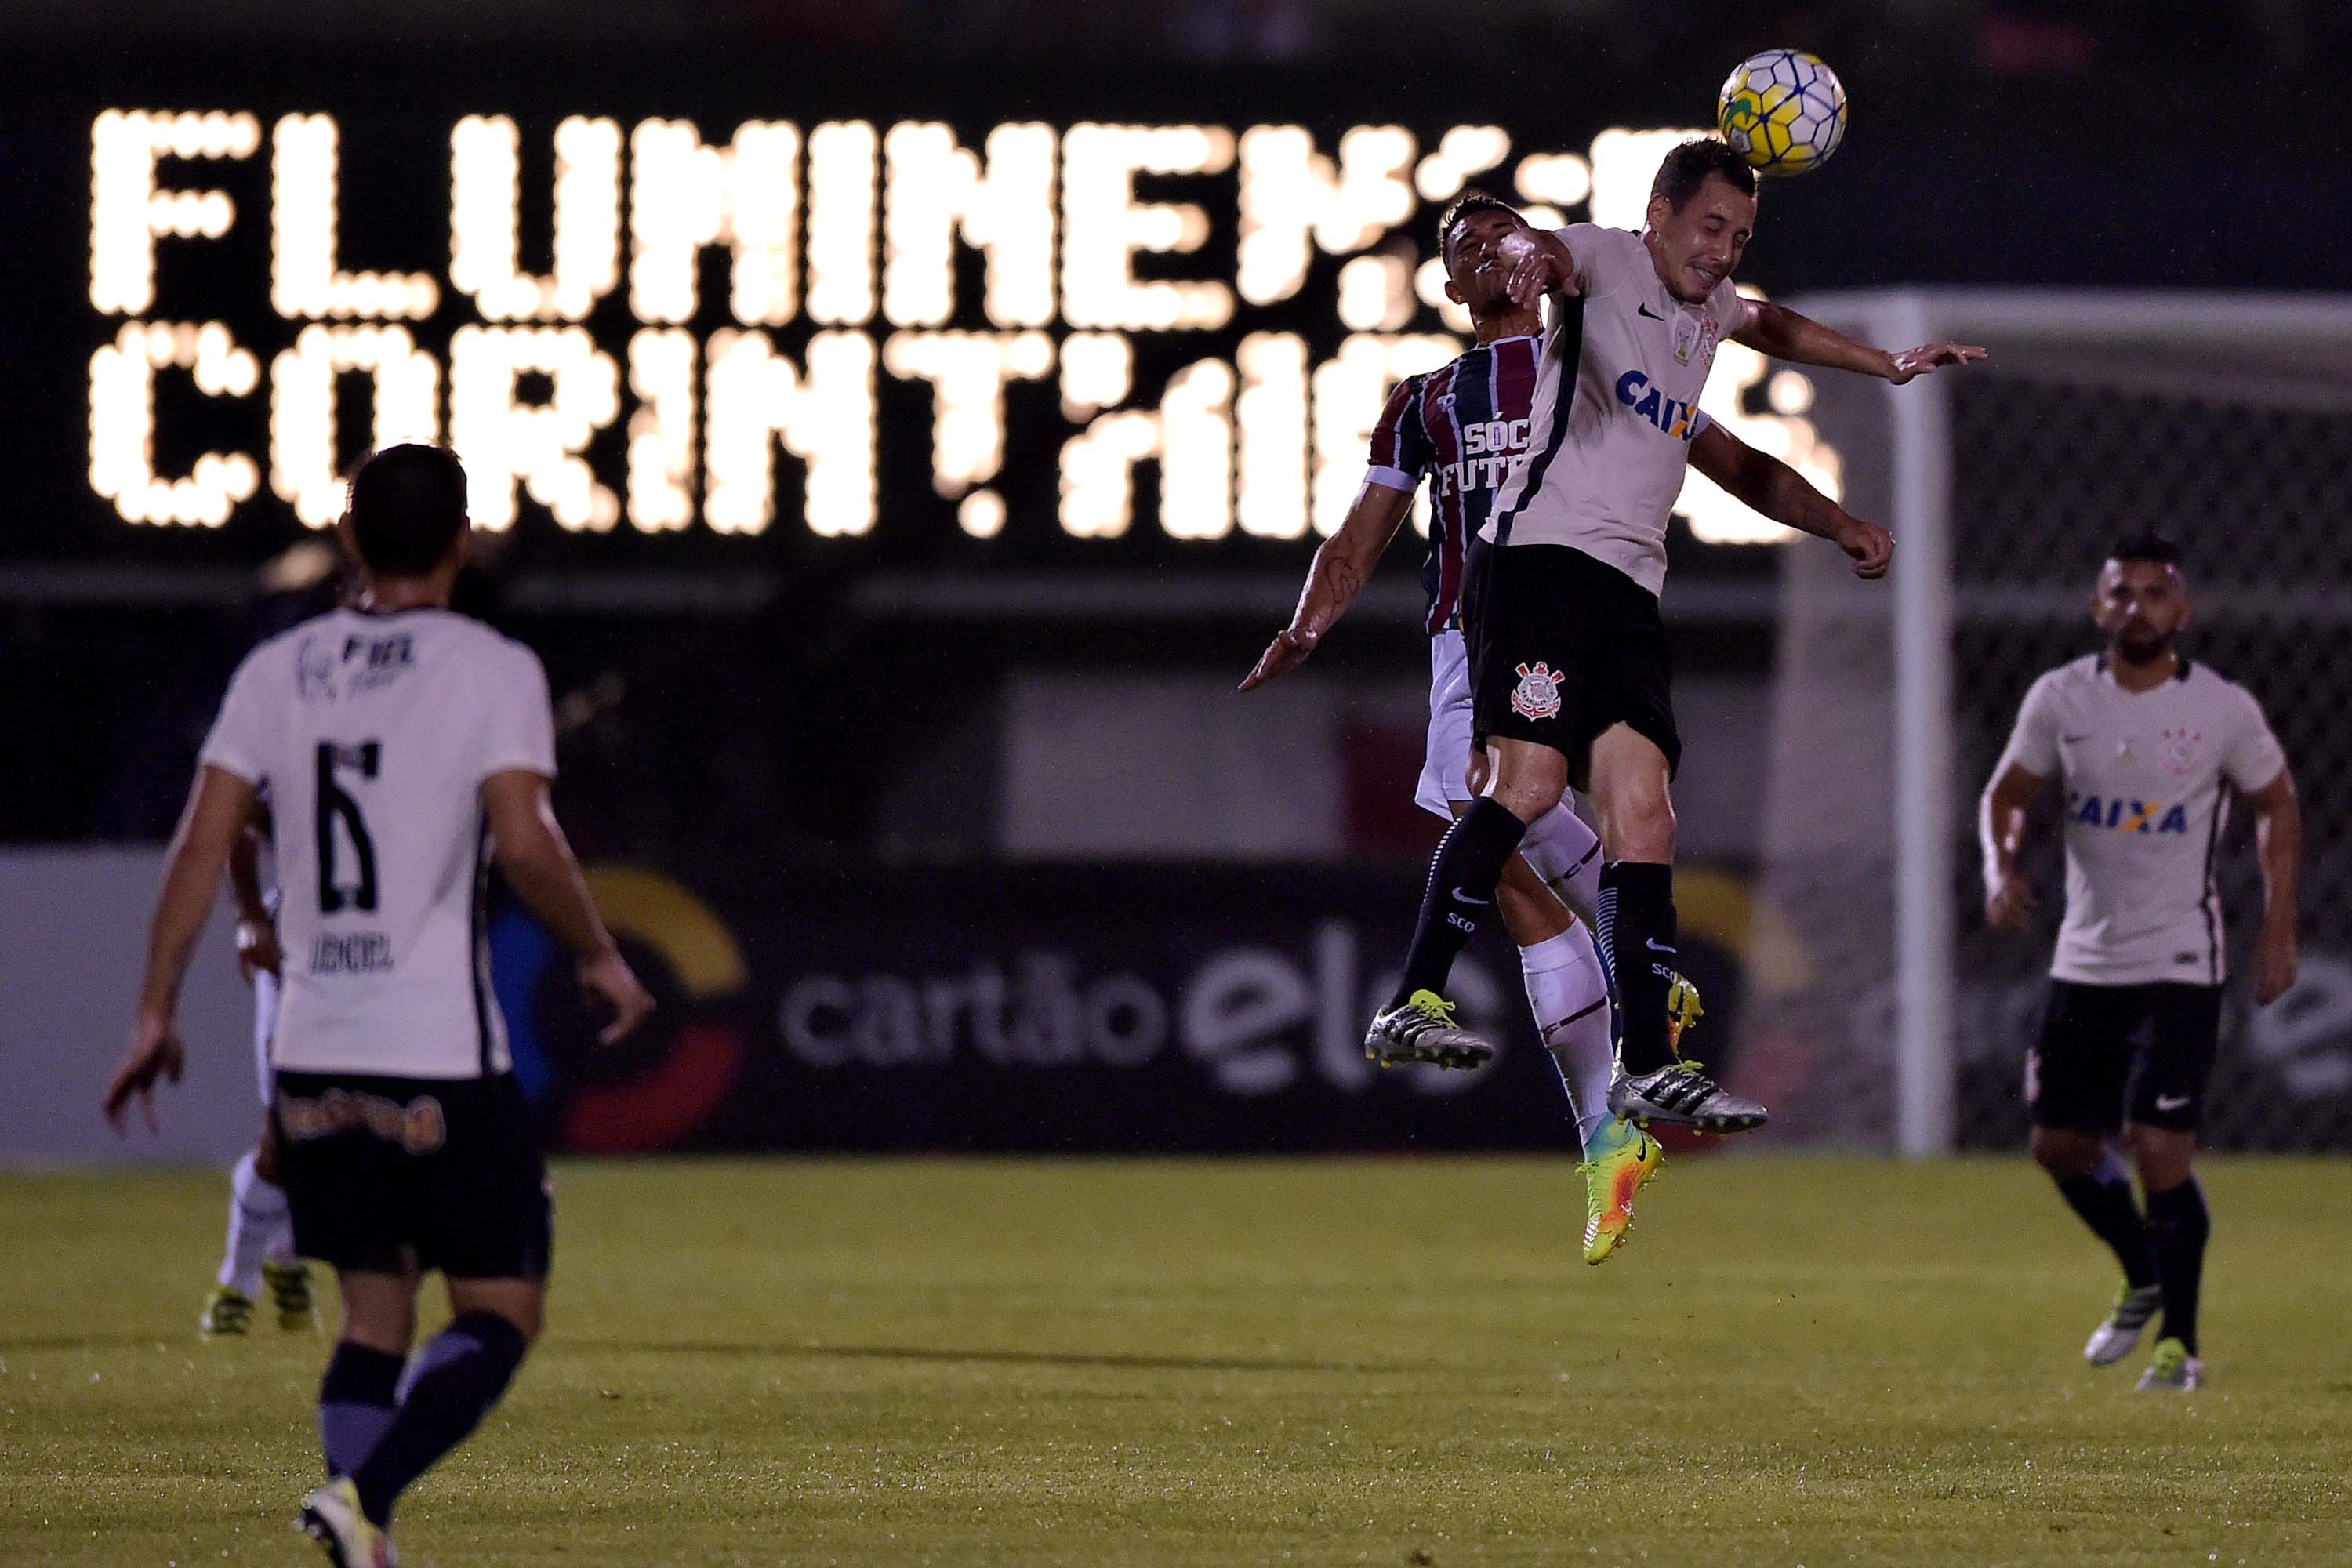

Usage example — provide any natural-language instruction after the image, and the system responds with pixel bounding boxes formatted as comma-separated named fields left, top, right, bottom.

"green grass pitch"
left=3, top=1156, right=2347, bottom=1566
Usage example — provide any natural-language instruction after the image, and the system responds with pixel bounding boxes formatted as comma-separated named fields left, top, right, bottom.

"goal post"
left=1761, top=287, right=2352, bottom=1156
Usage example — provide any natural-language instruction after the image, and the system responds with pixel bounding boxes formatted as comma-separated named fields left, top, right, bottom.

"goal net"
left=1749, top=290, right=2352, bottom=1152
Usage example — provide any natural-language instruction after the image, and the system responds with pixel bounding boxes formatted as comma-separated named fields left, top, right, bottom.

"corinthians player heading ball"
left=1982, top=535, right=2300, bottom=1393
left=1363, top=139, right=1986, bottom=1131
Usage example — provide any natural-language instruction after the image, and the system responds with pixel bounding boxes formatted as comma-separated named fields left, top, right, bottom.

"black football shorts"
left=274, top=1070, right=552, bottom=1279
left=2027, top=981, right=2224, bottom=1134
left=1465, top=539, right=1680, bottom=789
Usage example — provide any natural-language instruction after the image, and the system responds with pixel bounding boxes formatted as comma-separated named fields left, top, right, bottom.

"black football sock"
left=2143, top=1175, right=2210, bottom=1355
left=1388, top=798, right=1528, bottom=1009
left=351, top=1312, right=530, bottom=1527
left=318, top=1341, right=403, bottom=1478
left=2052, top=1149, right=2158, bottom=1289
left=1597, top=862, right=1676, bottom=1075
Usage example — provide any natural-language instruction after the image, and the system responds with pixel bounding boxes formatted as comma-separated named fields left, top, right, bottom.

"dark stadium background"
left=8, top=0, right=2352, bottom=1159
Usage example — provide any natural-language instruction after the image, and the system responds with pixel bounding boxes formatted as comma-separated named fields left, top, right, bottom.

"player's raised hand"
left=1886, top=342, right=1987, bottom=384
left=1238, top=626, right=1316, bottom=692
left=103, top=1011, right=186, bottom=1135
left=235, top=916, right=283, bottom=985
left=1494, top=230, right=1562, bottom=309
left=1834, top=515, right=1894, bottom=579
left=1984, top=872, right=2038, bottom=934
left=580, top=949, right=657, bottom=1046
left=2252, top=921, right=2299, bottom=1006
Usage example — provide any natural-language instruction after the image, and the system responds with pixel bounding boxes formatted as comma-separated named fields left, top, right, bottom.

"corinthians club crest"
left=2158, top=726, right=2205, bottom=777
left=1510, top=661, right=1564, bottom=721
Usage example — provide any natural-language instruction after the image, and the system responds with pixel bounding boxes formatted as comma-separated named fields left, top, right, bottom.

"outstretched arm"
left=1979, top=762, right=2048, bottom=933
left=481, top=768, right=655, bottom=1044
left=1239, top=480, right=1416, bottom=691
left=2245, top=768, right=2302, bottom=1005
left=105, top=764, right=258, bottom=1132
left=1733, top=299, right=1987, bottom=384
left=1690, top=423, right=1891, bottom=579
left=1494, top=227, right=1582, bottom=308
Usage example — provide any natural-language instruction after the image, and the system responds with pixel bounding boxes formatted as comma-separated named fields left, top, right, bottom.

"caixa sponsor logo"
left=1613, top=371, right=1703, bottom=441
left=778, top=922, right=1506, bottom=1097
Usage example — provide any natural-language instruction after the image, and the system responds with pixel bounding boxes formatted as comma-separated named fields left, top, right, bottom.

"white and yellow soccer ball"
left=1716, top=49, right=1847, bottom=176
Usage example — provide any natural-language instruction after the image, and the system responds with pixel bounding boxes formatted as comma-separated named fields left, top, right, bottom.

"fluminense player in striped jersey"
left=1363, top=142, right=1984, bottom=1138
left=1982, top=534, right=2301, bottom=1392
left=1242, top=193, right=1663, bottom=1262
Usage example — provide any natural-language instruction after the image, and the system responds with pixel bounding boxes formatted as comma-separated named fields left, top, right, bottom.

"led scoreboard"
left=71, top=93, right=1841, bottom=564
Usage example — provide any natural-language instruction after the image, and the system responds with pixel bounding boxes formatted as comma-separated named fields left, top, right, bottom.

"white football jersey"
left=1996, top=655, right=2287, bottom=987
left=1482, top=223, right=1752, bottom=594
left=199, top=608, right=557, bottom=1079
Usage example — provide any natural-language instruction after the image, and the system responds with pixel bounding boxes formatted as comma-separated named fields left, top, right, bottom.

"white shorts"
left=252, top=968, right=280, bottom=1109
left=1414, top=628, right=1478, bottom=821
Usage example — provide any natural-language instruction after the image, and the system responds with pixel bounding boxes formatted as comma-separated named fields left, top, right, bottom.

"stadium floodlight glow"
left=1588, top=127, right=1709, bottom=230
left=268, top=325, right=440, bottom=527
left=1337, top=254, right=1414, bottom=332
left=449, top=115, right=622, bottom=322
left=882, top=331, right=1053, bottom=499
left=1512, top=151, right=1594, bottom=209
left=448, top=325, right=621, bottom=531
left=627, top=119, right=801, bottom=327
left=956, top=488, right=1007, bottom=539
left=1160, top=360, right=1236, bottom=541
left=1311, top=333, right=1458, bottom=536
left=1062, top=123, right=1236, bottom=331
left=271, top=116, right=439, bottom=321
left=1234, top=125, right=1417, bottom=307
left=704, top=328, right=877, bottom=536
left=1414, top=125, right=1509, bottom=202
left=91, top=111, right=261, bottom=315
left=1676, top=295, right=1838, bottom=545
left=1058, top=332, right=1133, bottom=420
left=806, top=122, right=879, bottom=327
left=1412, top=259, right=1473, bottom=336
left=1235, top=333, right=1308, bottom=539
left=89, top=319, right=262, bottom=526
left=883, top=122, right=1057, bottom=329
left=1058, top=410, right=1159, bottom=539
left=626, top=329, right=699, bottom=533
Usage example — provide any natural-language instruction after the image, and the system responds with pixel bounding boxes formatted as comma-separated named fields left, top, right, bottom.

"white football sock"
left=1520, top=929, right=1617, bottom=1151
left=1516, top=802, right=1604, bottom=920
left=219, top=1149, right=291, bottom=1296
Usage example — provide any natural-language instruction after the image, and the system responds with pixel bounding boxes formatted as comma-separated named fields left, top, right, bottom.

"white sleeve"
left=1716, top=285, right=1760, bottom=338
left=1996, top=673, right=2063, bottom=779
left=1559, top=223, right=1617, bottom=295
left=475, top=643, right=557, bottom=781
left=2222, top=687, right=2288, bottom=793
left=198, top=649, right=274, bottom=786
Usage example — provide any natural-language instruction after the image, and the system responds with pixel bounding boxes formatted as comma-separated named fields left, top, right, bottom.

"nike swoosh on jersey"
left=2154, top=1094, right=2194, bottom=1112
left=1637, top=303, right=1666, bottom=320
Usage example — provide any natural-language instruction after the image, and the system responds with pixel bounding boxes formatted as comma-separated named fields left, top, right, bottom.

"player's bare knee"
left=448, top=1280, right=546, bottom=1345
left=2028, top=1127, right=2102, bottom=1178
left=2125, top=1123, right=2195, bottom=1189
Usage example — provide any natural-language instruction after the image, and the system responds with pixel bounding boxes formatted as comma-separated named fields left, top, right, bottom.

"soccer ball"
left=1716, top=49, right=1847, bottom=176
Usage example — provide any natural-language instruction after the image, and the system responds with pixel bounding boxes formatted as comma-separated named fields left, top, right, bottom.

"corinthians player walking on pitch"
left=1242, top=192, right=1678, bottom=1263
left=1981, top=535, right=2299, bottom=1393
left=105, top=445, right=656, bottom=1567
left=1363, top=139, right=1986, bottom=1131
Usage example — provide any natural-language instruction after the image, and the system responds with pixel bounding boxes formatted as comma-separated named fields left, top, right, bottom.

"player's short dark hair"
left=1436, top=189, right=1521, bottom=260
left=345, top=445, right=469, bottom=577
left=2110, top=532, right=2184, bottom=569
left=1651, top=139, right=1758, bottom=212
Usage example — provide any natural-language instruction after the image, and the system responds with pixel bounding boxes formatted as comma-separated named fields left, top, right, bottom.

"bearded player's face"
left=2094, top=558, right=2190, bottom=662
left=1646, top=174, right=1756, bottom=304
left=1442, top=207, right=1528, bottom=316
